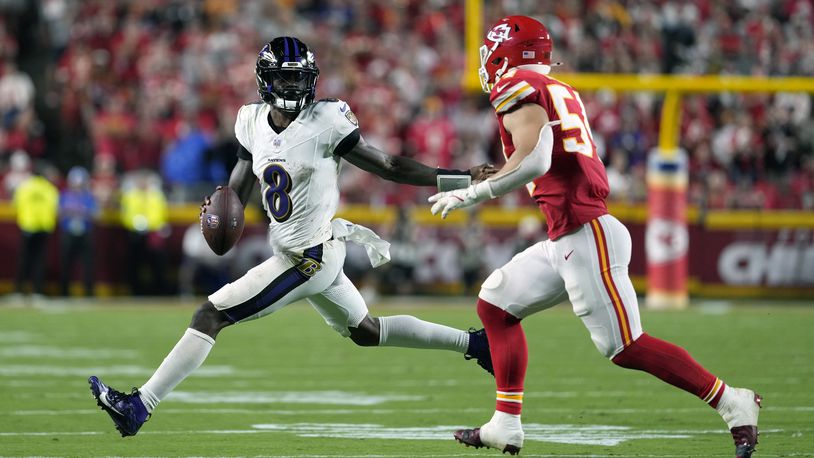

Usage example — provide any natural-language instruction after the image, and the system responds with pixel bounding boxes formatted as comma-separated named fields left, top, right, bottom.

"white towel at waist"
left=331, top=218, right=391, bottom=268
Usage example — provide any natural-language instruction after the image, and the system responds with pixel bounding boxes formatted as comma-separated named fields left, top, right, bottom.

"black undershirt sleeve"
left=333, top=128, right=361, bottom=157
left=236, top=144, right=252, bottom=160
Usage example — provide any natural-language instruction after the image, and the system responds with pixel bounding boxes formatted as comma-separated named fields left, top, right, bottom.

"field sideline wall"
left=0, top=202, right=812, bottom=299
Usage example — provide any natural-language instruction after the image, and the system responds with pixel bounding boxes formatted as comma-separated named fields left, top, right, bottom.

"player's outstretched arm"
left=343, top=136, right=490, bottom=185
left=428, top=104, right=558, bottom=218
left=228, top=157, right=256, bottom=207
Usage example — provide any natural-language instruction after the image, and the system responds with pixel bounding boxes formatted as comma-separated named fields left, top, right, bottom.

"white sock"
left=487, top=410, right=523, bottom=429
left=377, top=315, right=469, bottom=352
left=139, top=328, right=215, bottom=412
left=481, top=410, right=524, bottom=449
left=716, top=386, right=760, bottom=429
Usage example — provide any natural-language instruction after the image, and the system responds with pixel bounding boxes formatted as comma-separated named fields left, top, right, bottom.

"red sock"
left=612, top=333, right=726, bottom=408
left=477, top=298, right=527, bottom=415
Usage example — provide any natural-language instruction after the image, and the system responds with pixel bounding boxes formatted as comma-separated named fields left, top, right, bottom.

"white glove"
left=428, top=181, right=493, bottom=219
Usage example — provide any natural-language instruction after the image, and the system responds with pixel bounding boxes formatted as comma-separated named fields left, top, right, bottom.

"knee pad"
left=478, top=269, right=505, bottom=306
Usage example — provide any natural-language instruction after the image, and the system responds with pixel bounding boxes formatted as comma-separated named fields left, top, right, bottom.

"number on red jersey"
left=546, top=84, right=596, bottom=157
left=490, top=73, right=597, bottom=159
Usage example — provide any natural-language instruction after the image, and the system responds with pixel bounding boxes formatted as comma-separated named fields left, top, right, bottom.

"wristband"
left=435, top=168, right=470, bottom=176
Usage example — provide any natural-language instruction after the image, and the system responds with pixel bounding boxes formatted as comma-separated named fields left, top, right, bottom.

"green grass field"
left=0, top=298, right=811, bottom=457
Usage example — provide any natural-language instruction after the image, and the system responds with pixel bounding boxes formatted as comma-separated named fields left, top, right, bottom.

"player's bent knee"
left=595, top=339, right=618, bottom=359
left=348, top=315, right=380, bottom=346
left=190, top=301, right=232, bottom=339
left=584, top=325, right=619, bottom=359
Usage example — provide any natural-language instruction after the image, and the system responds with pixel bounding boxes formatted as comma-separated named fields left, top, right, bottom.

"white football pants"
left=478, top=214, right=643, bottom=358
left=208, top=239, right=368, bottom=336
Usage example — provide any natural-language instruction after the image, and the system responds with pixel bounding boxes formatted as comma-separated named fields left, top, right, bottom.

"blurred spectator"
left=90, top=153, right=119, bottom=209
left=0, top=59, right=44, bottom=160
left=460, top=209, right=486, bottom=294
left=405, top=95, right=458, bottom=169
left=58, top=166, right=97, bottom=296
left=380, top=206, right=419, bottom=295
left=89, top=95, right=139, bottom=170
left=606, top=149, right=633, bottom=202
left=13, top=163, right=58, bottom=296
left=512, top=215, right=544, bottom=254
left=120, top=170, right=169, bottom=295
left=704, top=169, right=733, bottom=210
left=161, top=111, right=226, bottom=202
left=792, top=155, right=814, bottom=209
left=203, top=111, right=242, bottom=186
left=2, top=148, right=30, bottom=197
left=0, top=59, right=34, bottom=128
left=178, top=222, right=233, bottom=298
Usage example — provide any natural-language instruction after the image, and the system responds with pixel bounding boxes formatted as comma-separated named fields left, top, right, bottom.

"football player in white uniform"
left=89, top=36, right=495, bottom=437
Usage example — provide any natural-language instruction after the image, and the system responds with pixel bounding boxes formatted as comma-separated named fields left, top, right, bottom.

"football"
left=200, top=186, right=245, bottom=255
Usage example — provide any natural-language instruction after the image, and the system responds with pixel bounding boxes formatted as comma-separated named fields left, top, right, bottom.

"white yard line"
left=9, top=405, right=813, bottom=416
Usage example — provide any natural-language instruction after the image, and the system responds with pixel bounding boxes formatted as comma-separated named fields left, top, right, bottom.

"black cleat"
left=464, top=328, right=494, bottom=376
left=88, top=376, right=150, bottom=437
left=732, top=425, right=758, bottom=458
left=454, top=428, right=521, bottom=455
left=454, top=427, right=485, bottom=449
left=731, top=392, right=761, bottom=458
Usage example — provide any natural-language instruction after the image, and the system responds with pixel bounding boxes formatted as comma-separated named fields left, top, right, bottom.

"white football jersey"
left=234, top=99, right=360, bottom=252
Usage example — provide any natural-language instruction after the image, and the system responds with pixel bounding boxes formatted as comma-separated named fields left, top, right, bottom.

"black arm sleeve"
left=236, top=144, right=252, bottom=161
left=342, top=136, right=468, bottom=186
left=333, top=128, right=361, bottom=157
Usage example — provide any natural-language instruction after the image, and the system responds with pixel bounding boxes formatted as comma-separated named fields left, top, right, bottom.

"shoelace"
left=105, top=387, right=138, bottom=404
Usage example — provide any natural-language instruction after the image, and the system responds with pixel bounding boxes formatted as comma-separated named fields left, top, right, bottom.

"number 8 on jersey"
left=263, top=163, right=293, bottom=223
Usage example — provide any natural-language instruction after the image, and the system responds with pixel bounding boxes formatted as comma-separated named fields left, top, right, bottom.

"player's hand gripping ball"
left=200, top=186, right=245, bottom=255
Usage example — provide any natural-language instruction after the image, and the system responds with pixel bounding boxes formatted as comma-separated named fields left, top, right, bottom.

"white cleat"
left=479, top=416, right=524, bottom=454
left=717, top=386, right=762, bottom=458
left=718, top=387, right=761, bottom=429
left=454, top=411, right=524, bottom=454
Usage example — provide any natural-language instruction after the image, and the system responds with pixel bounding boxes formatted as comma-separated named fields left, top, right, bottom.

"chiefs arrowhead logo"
left=645, top=218, right=688, bottom=264
left=487, top=23, right=512, bottom=43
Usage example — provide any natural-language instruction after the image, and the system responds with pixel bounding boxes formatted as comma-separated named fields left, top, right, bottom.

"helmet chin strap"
left=494, top=58, right=510, bottom=81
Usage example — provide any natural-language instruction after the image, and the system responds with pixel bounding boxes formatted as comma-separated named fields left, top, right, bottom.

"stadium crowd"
left=1, top=0, right=813, bottom=209
left=0, top=0, right=812, bottom=296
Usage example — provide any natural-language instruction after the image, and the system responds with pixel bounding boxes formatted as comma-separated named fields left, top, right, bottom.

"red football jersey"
left=490, top=68, right=609, bottom=240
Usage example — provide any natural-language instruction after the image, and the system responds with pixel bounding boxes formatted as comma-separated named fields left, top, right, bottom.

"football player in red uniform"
left=429, top=15, right=760, bottom=458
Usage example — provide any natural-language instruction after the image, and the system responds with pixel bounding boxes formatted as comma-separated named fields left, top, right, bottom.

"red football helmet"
left=479, top=15, right=553, bottom=92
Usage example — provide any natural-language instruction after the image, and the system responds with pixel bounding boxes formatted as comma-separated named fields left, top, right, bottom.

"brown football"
left=200, top=186, right=245, bottom=255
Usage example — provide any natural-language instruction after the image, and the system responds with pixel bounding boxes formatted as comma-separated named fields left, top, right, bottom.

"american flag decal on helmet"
left=522, top=50, right=535, bottom=59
